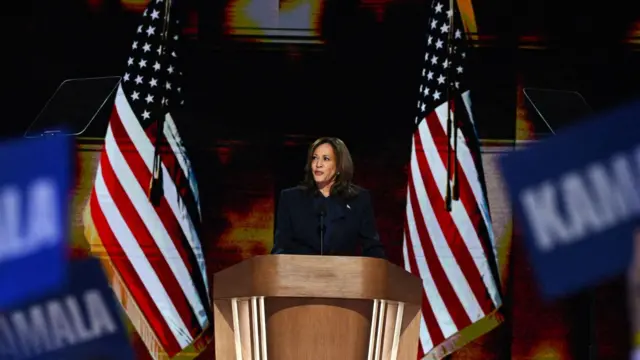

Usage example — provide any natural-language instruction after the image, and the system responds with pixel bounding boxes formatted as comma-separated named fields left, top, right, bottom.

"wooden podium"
left=213, top=255, right=423, bottom=360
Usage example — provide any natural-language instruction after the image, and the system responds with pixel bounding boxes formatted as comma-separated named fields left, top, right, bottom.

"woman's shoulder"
left=344, top=184, right=371, bottom=201
left=279, top=186, right=317, bottom=209
left=280, top=184, right=370, bottom=200
left=280, top=185, right=310, bottom=199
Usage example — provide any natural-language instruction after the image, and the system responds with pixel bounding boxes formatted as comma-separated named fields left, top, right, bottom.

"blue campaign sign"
left=0, top=258, right=135, bottom=360
left=499, top=100, right=640, bottom=300
left=0, top=135, right=71, bottom=308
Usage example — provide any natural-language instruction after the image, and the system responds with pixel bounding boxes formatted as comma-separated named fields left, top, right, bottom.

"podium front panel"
left=266, top=298, right=372, bottom=359
left=214, top=296, right=420, bottom=360
left=212, top=256, right=423, bottom=359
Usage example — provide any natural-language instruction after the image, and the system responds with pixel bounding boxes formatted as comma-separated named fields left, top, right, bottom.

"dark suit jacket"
left=271, top=186, right=386, bottom=258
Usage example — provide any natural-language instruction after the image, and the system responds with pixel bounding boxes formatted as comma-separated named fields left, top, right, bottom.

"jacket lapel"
left=325, top=199, right=347, bottom=252
left=302, top=191, right=351, bottom=253
left=302, top=192, right=322, bottom=251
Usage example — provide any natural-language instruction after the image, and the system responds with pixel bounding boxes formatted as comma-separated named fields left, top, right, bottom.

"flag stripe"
left=407, top=168, right=471, bottom=333
left=159, top=117, right=211, bottom=301
left=145, top=117, right=203, bottom=251
left=113, top=88, right=210, bottom=325
left=408, top=142, right=485, bottom=323
left=430, top=99, right=497, bottom=284
left=458, top=92, right=496, bottom=245
left=114, top=87, right=209, bottom=298
left=423, top=110, right=496, bottom=312
left=104, top=124, right=206, bottom=335
left=94, top=167, right=193, bottom=348
left=415, top=115, right=495, bottom=318
left=98, top=145, right=201, bottom=338
left=163, top=114, right=201, bottom=218
left=407, top=109, right=501, bottom=354
left=404, top=196, right=452, bottom=343
left=402, top=231, right=438, bottom=353
left=430, top=104, right=500, bottom=307
left=90, top=179, right=186, bottom=354
left=109, top=100, right=209, bottom=329
left=402, top=239, right=435, bottom=353
left=153, top=131, right=204, bottom=259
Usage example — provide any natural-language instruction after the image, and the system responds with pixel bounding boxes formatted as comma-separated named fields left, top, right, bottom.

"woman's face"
left=311, top=143, right=337, bottom=188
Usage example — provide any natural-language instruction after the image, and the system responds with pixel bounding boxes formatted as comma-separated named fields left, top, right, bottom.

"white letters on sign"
left=0, top=289, right=118, bottom=358
left=520, top=144, right=640, bottom=252
left=0, top=178, right=61, bottom=262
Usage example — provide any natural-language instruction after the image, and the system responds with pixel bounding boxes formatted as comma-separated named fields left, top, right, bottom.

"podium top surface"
left=213, top=255, right=423, bottom=305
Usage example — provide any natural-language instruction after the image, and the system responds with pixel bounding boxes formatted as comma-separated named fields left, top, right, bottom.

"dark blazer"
left=271, top=186, right=386, bottom=258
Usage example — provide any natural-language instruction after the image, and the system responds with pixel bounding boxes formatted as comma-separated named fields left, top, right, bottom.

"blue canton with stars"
left=416, top=0, right=469, bottom=124
left=122, top=0, right=184, bottom=126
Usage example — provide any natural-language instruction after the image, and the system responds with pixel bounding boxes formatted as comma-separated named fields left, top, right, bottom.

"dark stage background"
left=9, top=0, right=640, bottom=358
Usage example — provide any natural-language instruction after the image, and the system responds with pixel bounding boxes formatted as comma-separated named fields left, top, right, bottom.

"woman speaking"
left=271, top=137, right=386, bottom=258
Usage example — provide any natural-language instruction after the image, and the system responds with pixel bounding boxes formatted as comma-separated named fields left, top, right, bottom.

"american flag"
left=83, top=0, right=211, bottom=358
left=402, top=0, right=503, bottom=358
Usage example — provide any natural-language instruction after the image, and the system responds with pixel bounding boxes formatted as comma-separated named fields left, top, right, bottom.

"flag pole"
left=450, top=0, right=461, bottom=202
left=149, top=0, right=174, bottom=206
left=444, top=0, right=457, bottom=211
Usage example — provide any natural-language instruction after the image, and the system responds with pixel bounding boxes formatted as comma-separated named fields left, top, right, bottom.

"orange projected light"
left=627, top=17, right=640, bottom=44
left=225, top=0, right=325, bottom=42
left=215, top=196, right=273, bottom=259
left=528, top=340, right=571, bottom=360
left=120, top=0, right=149, bottom=12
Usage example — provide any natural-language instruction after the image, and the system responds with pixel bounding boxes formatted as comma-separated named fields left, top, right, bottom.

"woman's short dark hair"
left=300, top=137, right=359, bottom=199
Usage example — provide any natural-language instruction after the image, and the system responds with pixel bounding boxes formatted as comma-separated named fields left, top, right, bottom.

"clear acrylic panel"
left=523, top=88, right=593, bottom=137
left=24, top=76, right=121, bottom=138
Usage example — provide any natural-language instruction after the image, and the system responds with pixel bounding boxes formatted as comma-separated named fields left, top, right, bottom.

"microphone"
left=317, top=203, right=326, bottom=256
